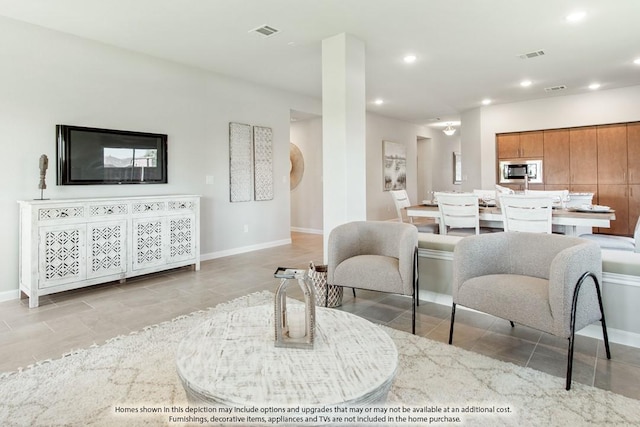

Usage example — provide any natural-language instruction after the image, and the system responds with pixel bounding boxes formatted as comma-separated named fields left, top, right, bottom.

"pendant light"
left=443, top=123, right=456, bottom=136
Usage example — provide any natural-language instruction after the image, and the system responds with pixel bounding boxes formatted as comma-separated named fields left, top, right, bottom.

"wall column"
left=322, top=33, right=366, bottom=260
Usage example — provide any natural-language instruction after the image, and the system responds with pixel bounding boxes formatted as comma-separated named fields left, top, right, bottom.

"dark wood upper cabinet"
left=543, top=129, right=570, bottom=185
left=519, top=131, right=544, bottom=158
left=496, top=133, right=520, bottom=158
left=497, top=131, right=543, bottom=159
left=627, top=122, right=640, bottom=184
left=569, top=126, right=598, bottom=184
left=597, top=124, right=628, bottom=185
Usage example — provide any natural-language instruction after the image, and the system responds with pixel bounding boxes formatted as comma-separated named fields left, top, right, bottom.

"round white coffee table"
left=176, top=304, right=398, bottom=407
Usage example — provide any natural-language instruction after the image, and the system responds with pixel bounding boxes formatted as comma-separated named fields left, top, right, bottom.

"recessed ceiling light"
left=403, top=54, right=417, bottom=64
left=482, top=99, right=492, bottom=105
left=589, top=83, right=601, bottom=90
left=634, top=58, right=640, bottom=65
left=374, top=99, right=384, bottom=105
left=520, top=80, right=532, bottom=87
left=566, top=11, right=586, bottom=22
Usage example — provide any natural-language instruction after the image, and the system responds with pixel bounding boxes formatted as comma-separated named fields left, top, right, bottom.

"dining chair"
left=525, top=189, right=570, bottom=208
left=499, top=194, right=554, bottom=233
left=435, top=192, right=491, bottom=236
left=473, top=189, right=497, bottom=206
left=580, top=216, right=640, bottom=252
left=390, top=189, right=439, bottom=234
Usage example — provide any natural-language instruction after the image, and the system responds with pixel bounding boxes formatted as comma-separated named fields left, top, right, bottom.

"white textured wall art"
left=253, top=126, right=273, bottom=201
left=383, top=140, right=407, bottom=191
left=229, top=122, right=253, bottom=202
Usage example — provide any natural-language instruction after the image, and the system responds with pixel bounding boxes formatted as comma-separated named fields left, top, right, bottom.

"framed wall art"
left=253, top=126, right=273, bottom=201
left=453, top=151, right=462, bottom=184
left=383, top=140, right=406, bottom=191
left=229, top=122, right=253, bottom=202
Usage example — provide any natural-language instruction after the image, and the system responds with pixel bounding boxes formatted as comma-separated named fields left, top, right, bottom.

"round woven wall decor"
left=290, top=143, right=305, bottom=190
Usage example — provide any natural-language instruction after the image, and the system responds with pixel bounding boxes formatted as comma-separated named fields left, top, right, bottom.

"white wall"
left=459, top=108, right=483, bottom=192
left=416, top=137, right=431, bottom=203
left=289, top=117, right=323, bottom=233
left=288, top=113, right=437, bottom=227
left=430, top=131, right=462, bottom=193
left=366, top=113, right=433, bottom=220
left=0, top=16, right=321, bottom=296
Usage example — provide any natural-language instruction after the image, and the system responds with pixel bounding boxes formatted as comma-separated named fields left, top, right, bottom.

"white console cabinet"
left=18, top=195, right=200, bottom=308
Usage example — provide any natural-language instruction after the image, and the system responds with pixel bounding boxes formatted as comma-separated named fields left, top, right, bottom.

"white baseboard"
left=418, top=289, right=640, bottom=349
left=290, top=227, right=323, bottom=235
left=0, top=289, right=20, bottom=303
left=200, top=238, right=292, bottom=261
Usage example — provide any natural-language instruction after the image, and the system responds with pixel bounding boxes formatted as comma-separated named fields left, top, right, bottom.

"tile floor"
left=1, top=232, right=639, bottom=401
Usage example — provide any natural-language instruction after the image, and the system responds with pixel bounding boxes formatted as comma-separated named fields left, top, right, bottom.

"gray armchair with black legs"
left=327, top=221, right=419, bottom=334
left=448, top=231, right=611, bottom=390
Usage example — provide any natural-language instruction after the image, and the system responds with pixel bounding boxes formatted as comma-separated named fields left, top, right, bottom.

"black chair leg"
left=414, top=247, right=420, bottom=307
left=412, top=293, right=416, bottom=335
left=595, top=279, right=612, bottom=360
left=448, top=303, right=456, bottom=344
left=352, top=288, right=356, bottom=298
left=566, top=334, right=576, bottom=391
left=566, top=271, right=611, bottom=390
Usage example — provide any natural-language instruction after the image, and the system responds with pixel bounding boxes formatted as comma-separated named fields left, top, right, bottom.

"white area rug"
left=0, top=291, right=638, bottom=426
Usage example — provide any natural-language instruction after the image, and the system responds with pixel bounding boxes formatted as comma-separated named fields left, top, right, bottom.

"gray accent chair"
left=448, top=231, right=611, bottom=390
left=327, top=221, right=418, bottom=334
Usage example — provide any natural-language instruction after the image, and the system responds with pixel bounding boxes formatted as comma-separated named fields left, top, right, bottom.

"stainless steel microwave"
left=499, top=160, right=543, bottom=184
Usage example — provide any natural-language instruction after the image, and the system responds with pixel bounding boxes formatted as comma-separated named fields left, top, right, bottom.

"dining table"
left=405, top=204, right=616, bottom=236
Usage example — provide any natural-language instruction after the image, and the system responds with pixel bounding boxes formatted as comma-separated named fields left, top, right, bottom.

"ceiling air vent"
left=249, top=25, right=280, bottom=38
left=518, top=50, right=546, bottom=60
left=544, top=85, right=567, bottom=93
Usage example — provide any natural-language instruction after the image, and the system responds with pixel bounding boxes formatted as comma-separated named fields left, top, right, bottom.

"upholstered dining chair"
left=327, top=221, right=418, bottom=334
left=499, top=194, right=554, bottom=233
left=580, top=216, right=640, bottom=252
left=390, top=189, right=439, bottom=234
left=449, top=232, right=611, bottom=390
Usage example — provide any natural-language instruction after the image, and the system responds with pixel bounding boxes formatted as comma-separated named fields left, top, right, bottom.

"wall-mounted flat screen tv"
left=57, top=125, right=168, bottom=185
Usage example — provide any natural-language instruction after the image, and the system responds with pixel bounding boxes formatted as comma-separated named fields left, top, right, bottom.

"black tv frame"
left=56, top=125, right=168, bottom=185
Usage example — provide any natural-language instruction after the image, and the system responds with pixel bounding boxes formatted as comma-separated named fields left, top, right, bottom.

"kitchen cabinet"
left=496, top=122, right=640, bottom=236
left=543, top=129, right=570, bottom=185
left=497, top=131, right=543, bottom=159
left=18, top=195, right=200, bottom=308
left=519, top=131, right=544, bottom=158
left=597, top=124, right=627, bottom=185
left=497, top=133, right=520, bottom=158
left=597, top=185, right=629, bottom=235
left=570, top=126, right=598, bottom=185
left=629, top=185, right=640, bottom=233
left=627, top=123, right=640, bottom=184
left=627, top=123, right=640, bottom=232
